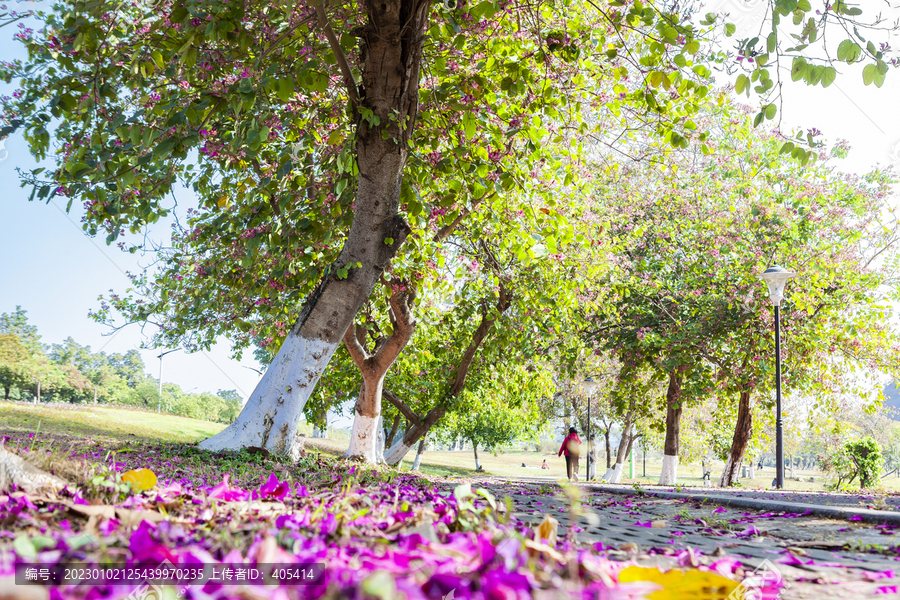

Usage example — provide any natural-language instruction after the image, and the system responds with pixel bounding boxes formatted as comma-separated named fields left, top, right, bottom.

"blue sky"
left=0, top=0, right=898, bottom=403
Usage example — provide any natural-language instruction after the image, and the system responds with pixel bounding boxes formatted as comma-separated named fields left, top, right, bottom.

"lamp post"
left=759, top=264, right=796, bottom=490
left=157, top=348, right=181, bottom=413
left=582, top=377, right=601, bottom=481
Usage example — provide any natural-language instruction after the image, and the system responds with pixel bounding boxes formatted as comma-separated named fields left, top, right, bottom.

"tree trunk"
left=383, top=287, right=512, bottom=465
left=3, top=386, right=9, bottom=401
left=0, top=448, right=67, bottom=493
left=343, top=284, right=415, bottom=463
left=385, top=413, right=402, bottom=449
left=35, top=381, right=40, bottom=404
left=607, top=411, right=634, bottom=484
left=603, top=422, right=612, bottom=469
left=719, top=390, right=752, bottom=487
left=198, top=0, right=429, bottom=460
left=658, top=370, right=683, bottom=485
left=473, top=440, right=481, bottom=471
left=410, top=438, right=426, bottom=471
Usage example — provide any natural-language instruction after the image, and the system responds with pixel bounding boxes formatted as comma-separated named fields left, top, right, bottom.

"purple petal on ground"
left=849, top=515, right=863, bottom=522
left=710, top=556, right=742, bottom=576
left=737, top=525, right=760, bottom=538
left=876, top=586, right=899, bottom=594
left=777, top=552, right=814, bottom=566
left=864, top=570, right=896, bottom=581
left=260, top=473, right=290, bottom=500
left=712, top=507, right=727, bottom=514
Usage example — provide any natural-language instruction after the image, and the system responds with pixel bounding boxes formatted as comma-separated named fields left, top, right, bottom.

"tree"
left=588, top=97, right=900, bottom=486
left=436, top=362, right=552, bottom=472
left=217, top=389, right=243, bottom=423
left=3, top=0, right=893, bottom=459
left=341, top=279, right=416, bottom=462
left=0, top=334, right=30, bottom=401
left=0, top=307, right=41, bottom=352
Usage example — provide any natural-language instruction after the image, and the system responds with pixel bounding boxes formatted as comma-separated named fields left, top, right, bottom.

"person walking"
left=558, top=427, right=583, bottom=482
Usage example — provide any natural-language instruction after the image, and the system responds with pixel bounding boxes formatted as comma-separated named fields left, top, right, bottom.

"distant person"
left=541, top=459, right=549, bottom=470
left=558, top=427, right=582, bottom=482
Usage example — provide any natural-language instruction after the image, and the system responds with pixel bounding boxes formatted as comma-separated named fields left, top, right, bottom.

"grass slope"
left=1, top=401, right=225, bottom=443
left=5, top=402, right=894, bottom=492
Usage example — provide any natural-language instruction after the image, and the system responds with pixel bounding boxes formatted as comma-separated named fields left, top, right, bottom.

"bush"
left=824, top=437, right=883, bottom=489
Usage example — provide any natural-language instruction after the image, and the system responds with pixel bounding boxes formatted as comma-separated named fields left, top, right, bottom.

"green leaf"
left=153, top=138, right=178, bottom=157
left=462, top=112, right=476, bottom=139
left=276, top=77, right=294, bottom=102
left=775, top=0, right=797, bottom=15
left=764, top=103, right=777, bottom=120
left=14, top=536, right=37, bottom=558
left=735, top=74, right=750, bottom=95
left=862, top=63, right=877, bottom=85
left=808, top=65, right=823, bottom=85
left=725, top=23, right=736, bottom=37
left=790, top=57, right=807, bottom=82
left=821, top=67, right=836, bottom=88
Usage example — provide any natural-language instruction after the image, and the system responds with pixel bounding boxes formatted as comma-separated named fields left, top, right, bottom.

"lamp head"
left=759, top=264, right=797, bottom=306
left=581, top=377, right=601, bottom=395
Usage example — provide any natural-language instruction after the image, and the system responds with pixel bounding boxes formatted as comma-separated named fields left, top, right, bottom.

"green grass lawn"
left=1, top=401, right=226, bottom=443
left=7, top=402, right=900, bottom=493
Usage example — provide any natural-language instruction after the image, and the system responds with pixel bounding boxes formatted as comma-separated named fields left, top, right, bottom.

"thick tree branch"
left=383, top=389, right=422, bottom=427
left=343, top=322, right=369, bottom=368
left=314, top=0, right=361, bottom=106
left=375, top=284, right=416, bottom=363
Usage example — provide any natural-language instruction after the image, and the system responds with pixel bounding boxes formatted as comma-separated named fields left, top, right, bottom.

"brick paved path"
left=448, top=479, right=900, bottom=599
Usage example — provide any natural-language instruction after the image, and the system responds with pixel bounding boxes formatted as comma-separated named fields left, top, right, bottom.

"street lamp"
left=759, top=264, right=796, bottom=490
left=582, top=377, right=602, bottom=481
left=157, top=348, right=181, bottom=413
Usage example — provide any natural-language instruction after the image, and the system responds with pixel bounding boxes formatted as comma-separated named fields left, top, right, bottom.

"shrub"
left=824, top=437, right=883, bottom=489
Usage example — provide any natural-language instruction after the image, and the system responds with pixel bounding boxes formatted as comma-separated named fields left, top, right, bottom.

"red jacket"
left=558, top=432, right=582, bottom=457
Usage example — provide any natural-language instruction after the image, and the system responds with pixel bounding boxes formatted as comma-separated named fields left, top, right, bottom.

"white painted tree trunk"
left=199, top=335, right=338, bottom=460
left=374, top=415, right=385, bottom=464
left=607, top=462, right=625, bottom=484
left=601, top=467, right=616, bottom=481
left=410, top=439, right=426, bottom=471
left=384, top=438, right=413, bottom=465
left=658, top=454, right=679, bottom=485
left=345, top=412, right=380, bottom=464
left=718, top=455, right=740, bottom=487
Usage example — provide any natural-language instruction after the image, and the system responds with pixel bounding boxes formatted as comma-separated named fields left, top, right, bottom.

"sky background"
left=0, top=0, right=898, bottom=408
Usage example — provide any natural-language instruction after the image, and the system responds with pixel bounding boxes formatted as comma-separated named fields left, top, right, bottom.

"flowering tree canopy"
left=0, top=0, right=893, bottom=456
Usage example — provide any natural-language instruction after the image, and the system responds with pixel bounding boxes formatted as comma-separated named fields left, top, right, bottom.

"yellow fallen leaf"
left=523, top=538, right=565, bottom=562
left=534, top=514, right=558, bottom=546
left=121, top=468, right=157, bottom=492
left=618, top=566, right=739, bottom=600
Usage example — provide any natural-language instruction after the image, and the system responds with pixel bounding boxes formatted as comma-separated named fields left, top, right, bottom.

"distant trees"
left=0, top=307, right=241, bottom=422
